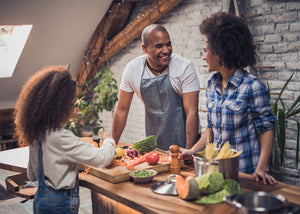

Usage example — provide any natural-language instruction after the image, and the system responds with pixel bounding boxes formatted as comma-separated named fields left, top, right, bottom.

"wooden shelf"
left=242, top=14, right=262, bottom=18
left=0, top=138, right=18, bottom=151
left=252, top=66, right=276, bottom=69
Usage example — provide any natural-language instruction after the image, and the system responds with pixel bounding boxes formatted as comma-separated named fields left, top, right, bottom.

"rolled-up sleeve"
left=251, top=80, right=276, bottom=133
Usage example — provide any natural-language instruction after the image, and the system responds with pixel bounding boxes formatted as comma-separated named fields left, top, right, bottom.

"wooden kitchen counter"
left=1, top=146, right=300, bottom=213
left=79, top=164, right=300, bottom=214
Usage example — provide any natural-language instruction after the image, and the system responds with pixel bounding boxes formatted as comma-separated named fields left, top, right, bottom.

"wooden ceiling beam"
left=96, top=0, right=182, bottom=69
left=75, top=0, right=182, bottom=95
left=76, top=1, right=133, bottom=94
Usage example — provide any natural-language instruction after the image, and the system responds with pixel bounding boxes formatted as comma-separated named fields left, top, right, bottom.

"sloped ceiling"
left=0, top=0, right=112, bottom=109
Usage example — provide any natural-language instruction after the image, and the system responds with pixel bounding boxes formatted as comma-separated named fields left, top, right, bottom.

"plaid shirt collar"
left=211, top=68, right=244, bottom=89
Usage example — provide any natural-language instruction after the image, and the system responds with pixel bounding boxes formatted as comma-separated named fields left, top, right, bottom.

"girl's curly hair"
left=200, top=11, right=256, bottom=70
left=14, top=65, right=76, bottom=146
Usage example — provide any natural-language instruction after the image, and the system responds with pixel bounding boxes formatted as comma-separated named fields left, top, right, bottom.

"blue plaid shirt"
left=206, top=69, right=276, bottom=174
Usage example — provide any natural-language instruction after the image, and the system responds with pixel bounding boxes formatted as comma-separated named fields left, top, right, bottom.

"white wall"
left=0, top=0, right=112, bottom=109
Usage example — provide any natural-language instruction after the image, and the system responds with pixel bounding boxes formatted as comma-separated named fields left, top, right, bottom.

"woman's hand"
left=252, top=168, right=277, bottom=185
left=178, top=148, right=194, bottom=160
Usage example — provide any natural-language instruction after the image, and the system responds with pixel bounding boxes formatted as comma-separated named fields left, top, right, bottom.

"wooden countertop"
left=0, top=147, right=28, bottom=173
left=79, top=164, right=300, bottom=214
left=1, top=144, right=300, bottom=213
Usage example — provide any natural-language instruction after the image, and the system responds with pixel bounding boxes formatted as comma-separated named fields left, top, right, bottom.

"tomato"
left=145, top=152, right=159, bottom=165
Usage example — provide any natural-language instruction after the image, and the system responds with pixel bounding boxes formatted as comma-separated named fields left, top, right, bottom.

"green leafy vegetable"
left=132, top=135, right=157, bottom=155
left=223, top=179, right=243, bottom=195
left=195, top=179, right=243, bottom=204
left=195, top=172, right=224, bottom=194
left=130, top=170, right=155, bottom=177
left=196, top=189, right=229, bottom=204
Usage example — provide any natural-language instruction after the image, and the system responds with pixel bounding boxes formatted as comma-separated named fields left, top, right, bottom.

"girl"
left=14, top=65, right=115, bottom=213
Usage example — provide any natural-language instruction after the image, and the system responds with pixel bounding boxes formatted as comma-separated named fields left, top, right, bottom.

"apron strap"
left=37, top=138, right=45, bottom=185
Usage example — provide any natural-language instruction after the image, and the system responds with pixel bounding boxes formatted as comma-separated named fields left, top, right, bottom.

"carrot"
left=159, top=155, right=171, bottom=163
left=79, top=167, right=93, bottom=179
left=106, top=159, right=127, bottom=168
left=126, top=154, right=147, bottom=170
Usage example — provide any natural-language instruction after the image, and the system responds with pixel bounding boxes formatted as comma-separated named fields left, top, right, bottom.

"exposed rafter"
left=76, top=1, right=133, bottom=94
left=75, top=0, right=182, bottom=95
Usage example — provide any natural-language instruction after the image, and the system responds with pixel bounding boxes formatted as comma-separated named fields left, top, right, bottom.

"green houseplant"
left=268, top=73, right=300, bottom=169
left=65, top=66, right=118, bottom=137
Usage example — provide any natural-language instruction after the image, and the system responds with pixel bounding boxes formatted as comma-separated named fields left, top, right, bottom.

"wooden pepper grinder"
left=169, top=145, right=181, bottom=175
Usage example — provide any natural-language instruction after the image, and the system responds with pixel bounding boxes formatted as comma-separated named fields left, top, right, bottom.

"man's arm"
left=112, top=90, right=134, bottom=144
left=182, top=91, right=199, bottom=149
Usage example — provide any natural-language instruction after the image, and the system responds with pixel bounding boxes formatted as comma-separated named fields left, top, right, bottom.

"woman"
left=180, top=12, right=277, bottom=185
left=14, top=65, right=116, bottom=213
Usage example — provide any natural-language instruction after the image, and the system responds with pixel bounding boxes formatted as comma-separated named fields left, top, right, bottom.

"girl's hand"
left=252, top=168, right=277, bottom=185
left=99, top=128, right=112, bottom=141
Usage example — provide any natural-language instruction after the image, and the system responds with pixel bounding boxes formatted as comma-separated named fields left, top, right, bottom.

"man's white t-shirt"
left=120, top=54, right=200, bottom=103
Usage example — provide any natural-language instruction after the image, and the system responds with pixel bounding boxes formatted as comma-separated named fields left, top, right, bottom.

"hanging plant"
left=65, top=66, right=118, bottom=136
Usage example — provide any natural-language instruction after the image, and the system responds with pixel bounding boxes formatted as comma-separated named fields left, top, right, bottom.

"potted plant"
left=268, top=73, right=300, bottom=173
left=65, top=66, right=118, bottom=137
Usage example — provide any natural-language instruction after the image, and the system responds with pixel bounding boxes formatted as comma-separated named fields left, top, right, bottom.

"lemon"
left=115, top=148, right=124, bottom=158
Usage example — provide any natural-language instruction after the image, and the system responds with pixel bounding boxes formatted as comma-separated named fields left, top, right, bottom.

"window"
left=0, top=25, right=32, bottom=78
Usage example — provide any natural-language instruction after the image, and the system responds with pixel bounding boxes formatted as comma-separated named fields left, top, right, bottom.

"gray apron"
left=140, top=60, right=186, bottom=150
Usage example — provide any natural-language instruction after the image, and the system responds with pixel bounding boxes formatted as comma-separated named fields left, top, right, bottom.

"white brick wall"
left=99, top=0, right=300, bottom=183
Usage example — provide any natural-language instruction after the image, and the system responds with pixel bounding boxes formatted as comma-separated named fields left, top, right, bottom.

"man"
left=112, top=24, right=200, bottom=150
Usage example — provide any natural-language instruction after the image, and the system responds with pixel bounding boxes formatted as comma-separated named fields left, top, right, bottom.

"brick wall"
left=99, top=0, right=300, bottom=184
left=245, top=0, right=300, bottom=185
left=100, top=0, right=227, bottom=143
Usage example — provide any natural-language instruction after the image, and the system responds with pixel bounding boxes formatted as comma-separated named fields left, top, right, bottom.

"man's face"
left=142, top=30, right=172, bottom=70
left=203, top=42, right=220, bottom=72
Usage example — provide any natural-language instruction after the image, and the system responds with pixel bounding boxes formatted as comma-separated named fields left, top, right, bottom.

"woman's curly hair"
left=200, top=11, right=256, bottom=70
left=14, top=65, right=76, bottom=146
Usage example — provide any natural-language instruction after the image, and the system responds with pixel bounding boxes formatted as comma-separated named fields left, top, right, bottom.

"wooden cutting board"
left=81, top=143, right=183, bottom=183
left=88, top=159, right=171, bottom=184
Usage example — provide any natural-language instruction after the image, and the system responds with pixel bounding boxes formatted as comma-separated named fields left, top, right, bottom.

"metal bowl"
left=193, top=149, right=239, bottom=181
left=129, top=169, right=157, bottom=184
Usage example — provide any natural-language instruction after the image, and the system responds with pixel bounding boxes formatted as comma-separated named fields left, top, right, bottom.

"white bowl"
left=129, top=169, right=157, bottom=184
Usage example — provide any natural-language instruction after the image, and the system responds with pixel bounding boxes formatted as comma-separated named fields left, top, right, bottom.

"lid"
left=151, top=174, right=178, bottom=195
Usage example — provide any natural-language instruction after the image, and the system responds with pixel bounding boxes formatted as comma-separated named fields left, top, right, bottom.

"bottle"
left=169, top=145, right=181, bottom=175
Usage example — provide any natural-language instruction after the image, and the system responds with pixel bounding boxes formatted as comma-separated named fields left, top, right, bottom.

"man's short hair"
left=142, top=24, right=168, bottom=46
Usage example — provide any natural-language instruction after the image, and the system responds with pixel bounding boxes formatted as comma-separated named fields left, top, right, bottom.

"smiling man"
left=112, top=24, right=200, bottom=150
